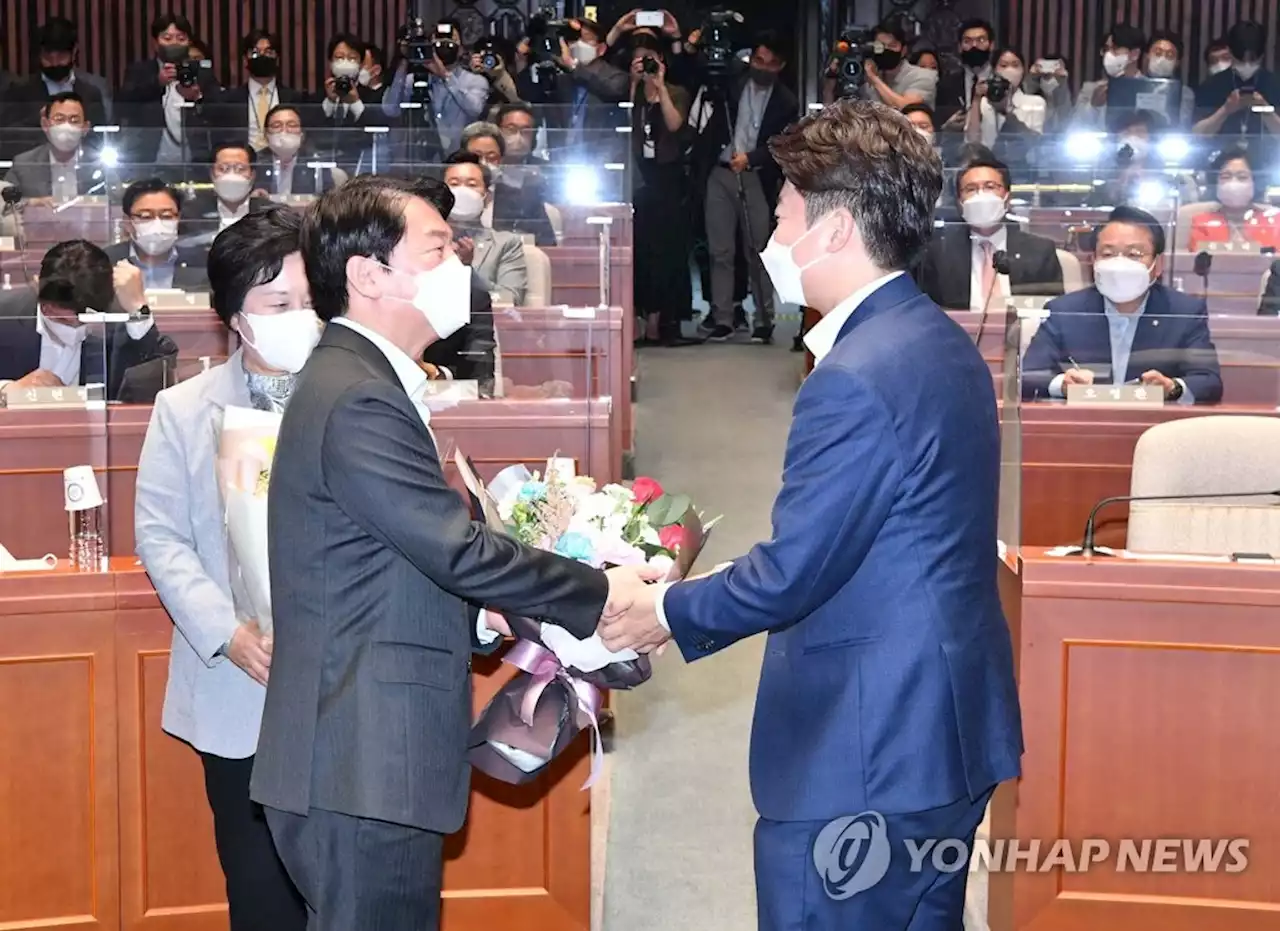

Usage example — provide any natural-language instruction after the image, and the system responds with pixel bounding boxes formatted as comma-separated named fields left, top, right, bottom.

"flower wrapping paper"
left=217, top=406, right=282, bottom=638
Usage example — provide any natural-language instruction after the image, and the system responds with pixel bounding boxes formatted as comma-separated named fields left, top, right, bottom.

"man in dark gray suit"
left=2, top=91, right=111, bottom=200
left=250, top=174, right=653, bottom=929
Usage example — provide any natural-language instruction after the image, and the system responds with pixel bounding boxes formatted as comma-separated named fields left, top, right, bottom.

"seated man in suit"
left=258, top=104, right=335, bottom=198
left=0, top=239, right=177, bottom=401
left=917, top=155, right=1063, bottom=310
left=1022, top=205, right=1222, bottom=404
left=110, top=178, right=209, bottom=290
left=2, top=91, right=112, bottom=202
left=182, top=142, right=268, bottom=246
left=443, top=152, right=528, bottom=305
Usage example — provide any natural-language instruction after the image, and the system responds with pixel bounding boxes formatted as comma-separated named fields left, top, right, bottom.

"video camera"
left=694, top=8, right=743, bottom=76
left=828, top=28, right=876, bottom=98
left=526, top=7, right=574, bottom=68
left=400, top=17, right=461, bottom=71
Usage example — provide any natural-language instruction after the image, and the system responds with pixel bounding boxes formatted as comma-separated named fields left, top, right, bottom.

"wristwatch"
left=1166, top=378, right=1183, bottom=401
left=131, top=303, right=152, bottom=321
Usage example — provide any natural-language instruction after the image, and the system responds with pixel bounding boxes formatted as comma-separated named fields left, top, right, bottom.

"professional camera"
left=829, top=28, right=875, bottom=98
left=526, top=7, right=573, bottom=68
left=334, top=74, right=356, bottom=97
left=400, top=16, right=432, bottom=72
left=176, top=58, right=201, bottom=87
left=694, top=8, right=742, bottom=76
left=430, top=22, right=461, bottom=67
left=642, top=57, right=660, bottom=75
left=985, top=72, right=1011, bottom=106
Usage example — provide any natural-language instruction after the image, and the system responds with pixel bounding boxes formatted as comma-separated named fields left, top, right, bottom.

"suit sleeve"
left=1020, top=309, right=1065, bottom=400
left=745, top=89, right=796, bottom=171
left=321, top=380, right=607, bottom=637
left=1178, top=300, right=1223, bottom=403
left=1259, top=262, right=1280, bottom=315
left=493, top=237, right=528, bottom=306
left=662, top=368, right=903, bottom=658
left=106, top=321, right=177, bottom=401
left=571, top=59, right=632, bottom=103
left=134, top=394, right=241, bottom=665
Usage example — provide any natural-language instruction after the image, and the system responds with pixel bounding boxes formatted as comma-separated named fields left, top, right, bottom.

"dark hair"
left=955, top=155, right=1012, bottom=198
left=1211, top=145, right=1256, bottom=174
left=1104, top=205, right=1167, bottom=255
left=37, top=17, right=78, bottom=53
left=366, top=43, right=386, bottom=70
left=901, top=102, right=935, bottom=127
left=445, top=150, right=493, bottom=190
left=1228, top=21, right=1266, bottom=60
left=43, top=91, right=85, bottom=117
left=909, top=48, right=939, bottom=66
left=495, top=102, right=536, bottom=128
left=958, top=19, right=995, bottom=43
left=302, top=175, right=454, bottom=321
left=37, top=240, right=113, bottom=314
left=264, top=103, right=303, bottom=128
left=241, top=29, right=279, bottom=59
left=214, top=140, right=258, bottom=164
left=1111, top=108, right=1166, bottom=135
left=1205, top=37, right=1230, bottom=63
left=992, top=47, right=1026, bottom=73
left=874, top=21, right=909, bottom=47
left=753, top=29, right=788, bottom=64
left=768, top=99, right=942, bottom=271
left=207, top=206, right=304, bottom=327
left=122, top=177, right=183, bottom=216
left=327, top=32, right=367, bottom=62
left=150, top=13, right=193, bottom=40
left=1108, top=24, right=1146, bottom=53
left=1145, top=30, right=1183, bottom=60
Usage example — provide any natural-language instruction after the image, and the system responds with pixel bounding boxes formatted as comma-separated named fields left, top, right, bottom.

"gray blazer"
left=3, top=143, right=113, bottom=200
left=135, top=351, right=265, bottom=759
left=466, top=227, right=527, bottom=306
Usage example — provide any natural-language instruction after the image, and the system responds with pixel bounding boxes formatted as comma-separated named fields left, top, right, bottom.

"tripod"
left=401, top=66, right=444, bottom=169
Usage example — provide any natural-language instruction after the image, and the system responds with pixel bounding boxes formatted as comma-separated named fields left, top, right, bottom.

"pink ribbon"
left=504, top=639, right=605, bottom=790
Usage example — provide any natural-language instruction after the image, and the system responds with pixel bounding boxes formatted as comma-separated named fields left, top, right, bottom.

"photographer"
left=963, top=48, right=1044, bottom=149
left=690, top=31, right=797, bottom=344
left=469, top=37, right=521, bottom=111
left=318, top=33, right=388, bottom=174
left=858, top=21, right=937, bottom=109
left=381, top=18, right=487, bottom=153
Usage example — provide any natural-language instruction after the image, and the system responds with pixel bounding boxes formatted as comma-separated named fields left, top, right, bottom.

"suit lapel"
left=835, top=274, right=924, bottom=346
left=1126, top=286, right=1168, bottom=380
left=946, top=227, right=974, bottom=308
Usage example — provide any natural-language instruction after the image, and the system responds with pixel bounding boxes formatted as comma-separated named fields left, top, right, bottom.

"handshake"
left=600, top=564, right=672, bottom=654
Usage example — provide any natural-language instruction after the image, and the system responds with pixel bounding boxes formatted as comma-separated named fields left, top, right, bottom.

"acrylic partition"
left=0, top=316, right=111, bottom=570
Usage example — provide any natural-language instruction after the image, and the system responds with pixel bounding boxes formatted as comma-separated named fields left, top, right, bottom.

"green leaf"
left=649, top=493, right=690, bottom=527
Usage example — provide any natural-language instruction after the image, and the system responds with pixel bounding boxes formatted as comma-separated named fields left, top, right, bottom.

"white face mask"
left=358, top=68, right=373, bottom=86
left=1218, top=179, right=1254, bottom=210
left=214, top=174, right=253, bottom=203
left=383, top=256, right=473, bottom=340
left=447, top=184, right=486, bottom=223
left=1235, top=60, right=1261, bottom=81
left=1094, top=256, right=1154, bottom=304
left=997, top=66, right=1024, bottom=87
left=133, top=219, right=179, bottom=257
left=1147, top=56, right=1176, bottom=78
left=47, top=124, right=83, bottom=154
left=758, top=216, right=834, bottom=307
left=239, top=309, right=322, bottom=374
left=1103, top=50, right=1130, bottom=78
left=1039, top=76, right=1060, bottom=94
left=1209, top=60, right=1231, bottom=75
left=961, top=191, right=1007, bottom=229
left=331, top=59, right=361, bottom=80
left=915, top=126, right=934, bottom=142
left=268, top=131, right=303, bottom=159
left=502, top=131, right=532, bottom=159
left=571, top=40, right=599, bottom=65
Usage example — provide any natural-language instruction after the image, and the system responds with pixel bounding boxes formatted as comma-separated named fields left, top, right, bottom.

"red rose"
left=658, top=524, right=684, bottom=551
left=632, top=476, right=665, bottom=504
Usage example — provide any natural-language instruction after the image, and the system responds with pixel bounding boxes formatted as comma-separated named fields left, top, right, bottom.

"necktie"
left=252, top=85, right=271, bottom=150
left=979, top=240, right=996, bottom=309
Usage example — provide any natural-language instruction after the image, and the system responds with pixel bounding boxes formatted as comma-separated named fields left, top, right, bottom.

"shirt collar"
left=129, top=243, right=177, bottom=265
left=36, top=306, right=88, bottom=348
left=330, top=317, right=428, bottom=402
left=971, top=226, right=1008, bottom=250
left=802, top=271, right=905, bottom=362
left=1103, top=292, right=1150, bottom=321
left=248, top=77, right=276, bottom=96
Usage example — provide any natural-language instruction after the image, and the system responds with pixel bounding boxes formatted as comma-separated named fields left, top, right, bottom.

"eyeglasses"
left=48, top=114, right=85, bottom=126
left=214, top=164, right=253, bottom=177
left=1096, top=247, right=1154, bottom=261
left=1218, top=171, right=1252, bottom=183
left=267, top=121, right=303, bottom=133
left=959, top=181, right=1006, bottom=198
left=131, top=211, right=180, bottom=221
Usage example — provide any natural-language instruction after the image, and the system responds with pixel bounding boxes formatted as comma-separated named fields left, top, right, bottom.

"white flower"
left=639, top=522, right=661, bottom=546
left=601, top=483, right=635, bottom=503
left=647, top=553, right=675, bottom=576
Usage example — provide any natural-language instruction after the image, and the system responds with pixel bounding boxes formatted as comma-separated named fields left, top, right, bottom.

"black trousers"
left=266, top=805, right=446, bottom=931
left=199, top=753, right=307, bottom=931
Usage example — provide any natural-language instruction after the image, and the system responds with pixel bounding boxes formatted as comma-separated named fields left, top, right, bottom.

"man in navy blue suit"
left=1022, top=206, right=1223, bottom=403
left=601, top=100, right=1023, bottom=930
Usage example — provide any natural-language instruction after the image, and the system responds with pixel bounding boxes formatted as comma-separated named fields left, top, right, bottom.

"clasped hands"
left=600, top=564, right=671, bottom=654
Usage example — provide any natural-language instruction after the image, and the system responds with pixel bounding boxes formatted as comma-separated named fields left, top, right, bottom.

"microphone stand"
left=973, top=244, right=1009, bottom=350
left=1073, top=489, right=1280, bottom=557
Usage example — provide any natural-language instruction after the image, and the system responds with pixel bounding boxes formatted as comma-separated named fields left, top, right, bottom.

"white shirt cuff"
left=654, top=581, right=674, bottom=632
left=438, top=365, right=453, bottom=380
left=125, top=315, right=156, bottom=341
left=1176, top=378, right=1194, bottom=405
left=348, top=98, right=365, bottom=120
left=476, top=608, right=501, bottom=645
left=1048, top=372, right=1066, bottom=398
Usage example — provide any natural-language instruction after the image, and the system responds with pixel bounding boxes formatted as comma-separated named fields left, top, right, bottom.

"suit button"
left=467, top=659, right=473, bottom=671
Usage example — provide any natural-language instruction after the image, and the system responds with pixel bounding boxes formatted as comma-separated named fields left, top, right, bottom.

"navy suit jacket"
left=1021, top=284, right=1223, bottom=403
left=663, top=274, right=1023, bottom=821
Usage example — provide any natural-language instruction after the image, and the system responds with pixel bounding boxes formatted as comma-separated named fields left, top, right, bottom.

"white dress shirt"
left=48, top=150, right=79, bottom=202
left=653, top=270, right=906, bottom=631
left=969, top=225, right=1009, bottom=311
left=157, top=81, right=189, bottom=164
left=247, top=78, right=278, bottom=147
left=976, top=90, right=1046, bottom=146
left=217, top=198, right=252, bottom=229
left=321, top=95, right=366, bottom=121
left=30, top=307, right=155, bottom=388
left=330, top=316, right=498, bottom=644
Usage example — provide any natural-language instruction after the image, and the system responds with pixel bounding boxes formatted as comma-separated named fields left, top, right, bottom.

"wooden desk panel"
left=996, top=552, right=1280, bottom=931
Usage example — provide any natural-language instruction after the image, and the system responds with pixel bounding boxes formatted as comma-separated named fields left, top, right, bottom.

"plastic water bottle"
left=69, top=506, right=106, bottom=572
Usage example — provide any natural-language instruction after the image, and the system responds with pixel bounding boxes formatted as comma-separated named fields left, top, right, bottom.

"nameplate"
left=1204, top=239, right=1261, bottom=254
left=0, top=236, right=14, bottom=251
left=147, top=289, right=212, bottom=311
left=1066, top=384, right=1165, bottom=407
left=1, top=383, right=106, bottom=409
left=423, top=380, right=479, bottom=400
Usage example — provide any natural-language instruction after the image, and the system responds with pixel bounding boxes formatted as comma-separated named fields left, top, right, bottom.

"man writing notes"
left=249, top=175, right=656, bottom=930
left=599, top=100, right=1023, bottom=930
left=1021, top=206, right=1223, bottom=404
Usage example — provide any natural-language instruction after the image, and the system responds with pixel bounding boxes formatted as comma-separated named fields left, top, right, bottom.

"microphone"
left=973, top=248, right=1009, bottom=349
left=1077, top=488, right=1280, bottom=557
left=1, top=185, right=31, bottom=286
left=1193, top=250, right=1212, bottom=297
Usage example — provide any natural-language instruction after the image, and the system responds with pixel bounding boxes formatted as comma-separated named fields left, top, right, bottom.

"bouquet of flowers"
left=217, top=406, right=282, bottom=637
left=458, top=451, right=714, bottom=788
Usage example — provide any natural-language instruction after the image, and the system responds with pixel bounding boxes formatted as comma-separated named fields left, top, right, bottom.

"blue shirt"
left=129, top=245, right=177, bottom=290
left=381, top=64, right=488, bottom=152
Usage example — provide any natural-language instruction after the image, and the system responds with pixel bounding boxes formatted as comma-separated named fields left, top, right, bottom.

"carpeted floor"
left=599, top=330, right=992, bottom=931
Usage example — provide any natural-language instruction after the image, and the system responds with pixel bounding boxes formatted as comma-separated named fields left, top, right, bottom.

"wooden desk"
left=0, top=399, right=614, bottom=561
left=992, top=549, right=1280, bottom=931
left=0, top=559, right=592, bottom=931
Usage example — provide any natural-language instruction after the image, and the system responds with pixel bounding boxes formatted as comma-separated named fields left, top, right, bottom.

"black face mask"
left=42, top=64, right=73, bottom=83
left=874, top=49, right=903, bottom=72
left=247, top=53, right=278, bottom=79
left=158, top=43, right=189, bottom=65
left=749, top=67, right=777, bottom=86
left=960, top=47, right=990, bottom=69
